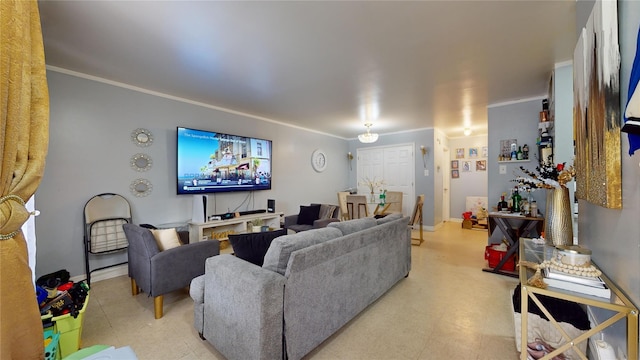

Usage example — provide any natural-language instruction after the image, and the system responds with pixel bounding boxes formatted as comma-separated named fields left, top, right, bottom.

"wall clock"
left=311, top=149, right=327, bottom=172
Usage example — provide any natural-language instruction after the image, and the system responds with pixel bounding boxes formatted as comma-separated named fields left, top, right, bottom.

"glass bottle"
left=512, top=188, right=522, bottom=213
left=498, top=193, right=508, bottom=212
left=517, top=146, right=523, bottom=160
left=522, top=144, right=529, bottom=159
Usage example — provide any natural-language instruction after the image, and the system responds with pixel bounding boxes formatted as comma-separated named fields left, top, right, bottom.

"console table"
left=518, top=238, right=638, bottom=360
left=188, top=212, right=283, bottom=244
left=483, top=212, right=543, bottom=276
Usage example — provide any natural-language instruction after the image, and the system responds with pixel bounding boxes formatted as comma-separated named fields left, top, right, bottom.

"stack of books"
left=543, top=267, right=611, bottom=299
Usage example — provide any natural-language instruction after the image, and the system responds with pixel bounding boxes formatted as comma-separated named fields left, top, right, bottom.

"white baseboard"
left=449, top=218, right=463, bottom=223
left=71, top=264, right=128, bottom=284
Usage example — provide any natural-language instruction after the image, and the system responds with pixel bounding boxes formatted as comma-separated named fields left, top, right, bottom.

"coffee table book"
left=543, top=268, right=611, bottom=298
left=544, top=267, right=606, bottom=287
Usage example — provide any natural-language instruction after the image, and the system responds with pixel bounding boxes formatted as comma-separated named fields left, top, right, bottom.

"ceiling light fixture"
left=463, top=128, right=472, bottom=136
left=358, top=123, right=379, bottom=143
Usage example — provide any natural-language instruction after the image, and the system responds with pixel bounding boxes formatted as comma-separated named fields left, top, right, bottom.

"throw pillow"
left=229, top=228, right=287, bottom=266
left=318, top=205, right=337, bottom=220
left=296, top=204, right=321, bottom=225
left=150, top=228, right=182, bottom=251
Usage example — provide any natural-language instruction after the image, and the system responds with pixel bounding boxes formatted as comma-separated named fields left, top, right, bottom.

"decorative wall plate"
left=130, top=178, right=152, bottom=197
left=130, top=153, right=152, bottom=172
left=311, top=149, right=327, bottom=172
left=131, top=128, right=153, bottom=147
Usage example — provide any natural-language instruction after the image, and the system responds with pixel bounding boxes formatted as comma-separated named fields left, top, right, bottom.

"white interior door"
left=357, top=144, right=415, bottom=216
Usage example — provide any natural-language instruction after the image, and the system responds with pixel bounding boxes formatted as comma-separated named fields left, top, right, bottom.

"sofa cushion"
left=297, top=205, right=321, bottom=225
left=328, top=217, right=377, bottom=235
left=376, top=213, right=404, bottom=225
left=263, top=227, right=343, bottom=275
left=318, top=204, right=337, bottom=220
left=228, top=229, right=287, bottom=266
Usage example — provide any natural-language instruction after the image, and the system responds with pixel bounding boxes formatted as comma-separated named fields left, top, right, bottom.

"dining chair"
left=346, top=195, right=369, bottom=219
left=381, top=191, right=403, bottom=215
left=337, top=192, right=350, bottom=221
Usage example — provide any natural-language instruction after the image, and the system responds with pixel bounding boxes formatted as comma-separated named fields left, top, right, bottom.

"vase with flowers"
left=359, top=177, right=385, bottom=203
left=514, top=159, right=576, bottom=246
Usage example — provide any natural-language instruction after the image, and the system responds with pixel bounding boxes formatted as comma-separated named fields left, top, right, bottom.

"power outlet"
left=499, top=165, right=507, bottom=174
left=424, top=169, right=429, bottom=176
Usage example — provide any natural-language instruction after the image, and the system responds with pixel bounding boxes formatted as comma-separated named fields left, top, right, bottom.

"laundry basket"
left=42, top=292, right=90, bottom=359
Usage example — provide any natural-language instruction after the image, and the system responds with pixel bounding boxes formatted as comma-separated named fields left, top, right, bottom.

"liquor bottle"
left=498, top=194, right=508, bottom=212
left=522, top=144, right=529, bottom=159
left=512, top=188, right=522, bottom=213
left=510, top=143, right=517, bottom=160
left=516, top=146, right=523, bottom=160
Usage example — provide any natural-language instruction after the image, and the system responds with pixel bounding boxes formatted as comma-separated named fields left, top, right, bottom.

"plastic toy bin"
left=43, top=329, right=60, bottom=360
left=41, top=293, right=89, bottom=359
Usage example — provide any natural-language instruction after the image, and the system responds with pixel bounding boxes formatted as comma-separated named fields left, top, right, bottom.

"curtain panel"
left=1, top=0, right=50, bottom=358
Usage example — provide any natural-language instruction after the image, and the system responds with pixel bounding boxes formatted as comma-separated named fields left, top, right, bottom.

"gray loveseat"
left=190, top=213, right=411, bottom=360
left=283, top=203, right=340, bottom=232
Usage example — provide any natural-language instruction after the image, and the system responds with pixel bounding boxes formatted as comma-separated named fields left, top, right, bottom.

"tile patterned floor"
left=81, top=222, right=520, bottom=359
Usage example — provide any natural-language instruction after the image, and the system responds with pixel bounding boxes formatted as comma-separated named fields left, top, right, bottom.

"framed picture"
left=451, top=160, right=459, bottom=169
left=500, top=139, right=517, bottom=159
left=456, top=148, right=465, bottom=159
left=462, top=161, right=472, bottom=172
left=481, top=146, right=488, bottom=158
left=451, top=169, right=459, bottom=179
left=469, top=147, right=478, bottom=158
left=476, top=160, right=486, bottom=171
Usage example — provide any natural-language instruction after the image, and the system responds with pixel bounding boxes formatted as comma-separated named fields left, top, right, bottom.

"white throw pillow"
left=151, top=228, right=182, bottom=251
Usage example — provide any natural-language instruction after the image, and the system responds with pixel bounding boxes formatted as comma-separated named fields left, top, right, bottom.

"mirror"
left=130, top=178, right=152, bottom=197
left=130, top=153, right=152, bottom=172
left=131, top=128, right=153, bottom=147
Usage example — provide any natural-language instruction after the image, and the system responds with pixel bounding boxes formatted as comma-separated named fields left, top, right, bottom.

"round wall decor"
left=130, top=178, right=153, bottom=197
left=131, top=128, right=153, bottom=147
left=130, top=153, right=153, bottom=172
left=311, top=149, right=327, bottom=172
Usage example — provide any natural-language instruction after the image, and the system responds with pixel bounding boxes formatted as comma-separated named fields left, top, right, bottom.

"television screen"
left=177, top=127, right=272, bottom=195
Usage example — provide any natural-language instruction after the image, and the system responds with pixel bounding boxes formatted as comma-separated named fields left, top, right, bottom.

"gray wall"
left=448, top=134, right=488, bottom=219
left=36, top=70, right=349, bottom=277
left=578, top=0, right=640, bottom=353
left=487, top=98, right=545, bottom=244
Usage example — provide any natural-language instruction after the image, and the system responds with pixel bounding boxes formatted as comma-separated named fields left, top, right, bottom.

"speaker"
left=267, top=199, right=275, bottom=213
left=191, top=195, right=209, bottom=223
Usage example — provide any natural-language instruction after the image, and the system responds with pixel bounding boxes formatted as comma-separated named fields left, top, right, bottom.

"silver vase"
left=544, top=187, right=573, bottom=246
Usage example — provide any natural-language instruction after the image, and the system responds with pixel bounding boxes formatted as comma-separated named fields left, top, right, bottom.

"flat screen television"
left=177, top=127, right=272, bottom=195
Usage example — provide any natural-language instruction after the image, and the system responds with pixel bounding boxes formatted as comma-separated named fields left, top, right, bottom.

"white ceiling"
left=38, top=0, right=576, bottom=139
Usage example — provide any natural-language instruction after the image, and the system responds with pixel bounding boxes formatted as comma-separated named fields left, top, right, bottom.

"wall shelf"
left=498, top=160, right=531, bottom=163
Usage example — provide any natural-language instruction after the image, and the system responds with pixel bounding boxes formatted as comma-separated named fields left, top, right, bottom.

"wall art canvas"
left=456, top=148, right=465, bottom=159
left=481, top=146, right=488, bottom=158
left=462, top=161, right=472, bottom=172
left=476, top=160, right=486, bottom=171
left=573, top=0, right=621, bottom=209
left=451, top=160, right=459, bottom=169
left=468, top=148, right=478, bottom=158
left=451, top=169, right=459, bottom=179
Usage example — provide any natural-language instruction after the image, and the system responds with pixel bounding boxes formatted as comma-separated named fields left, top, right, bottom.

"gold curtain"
left=1, top=0, right=50, bottom=358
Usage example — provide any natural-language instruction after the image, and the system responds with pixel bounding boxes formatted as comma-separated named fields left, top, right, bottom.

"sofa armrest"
left=202, top=255, right=286, bottom=360
left=284, top=214, right=299, bottom=228
left=313, top=218, right=340, bottom=228
left=150, top=240, right=220, bottom=296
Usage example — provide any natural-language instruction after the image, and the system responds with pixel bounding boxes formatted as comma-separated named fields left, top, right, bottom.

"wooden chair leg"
left=154, top=295, right=164, bottom=319
left=131, top=278, right=139, bottom=296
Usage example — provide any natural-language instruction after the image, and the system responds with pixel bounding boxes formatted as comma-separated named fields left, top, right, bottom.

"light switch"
left=499, top=165, right=507, bottom=174
left=424, top=169, right=429, bottom=176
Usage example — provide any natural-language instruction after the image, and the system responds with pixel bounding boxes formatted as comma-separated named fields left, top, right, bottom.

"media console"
left=188, top=212, right=284, bottom=244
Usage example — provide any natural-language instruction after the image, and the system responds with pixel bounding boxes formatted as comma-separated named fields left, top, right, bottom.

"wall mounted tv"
left=177, top=127, right=272, bottom=195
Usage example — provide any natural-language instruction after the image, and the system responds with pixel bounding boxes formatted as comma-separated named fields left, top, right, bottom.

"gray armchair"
left=123, top=223, right=219, bottom=319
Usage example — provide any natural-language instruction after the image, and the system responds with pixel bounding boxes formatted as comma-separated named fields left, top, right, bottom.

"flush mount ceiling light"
left=463, top=128, right=472, bottom=136
left=358, top=123, right=379, bottom=143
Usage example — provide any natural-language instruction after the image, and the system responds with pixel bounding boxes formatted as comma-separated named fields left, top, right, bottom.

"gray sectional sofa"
left=190, top=213, right=411, bottom=360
